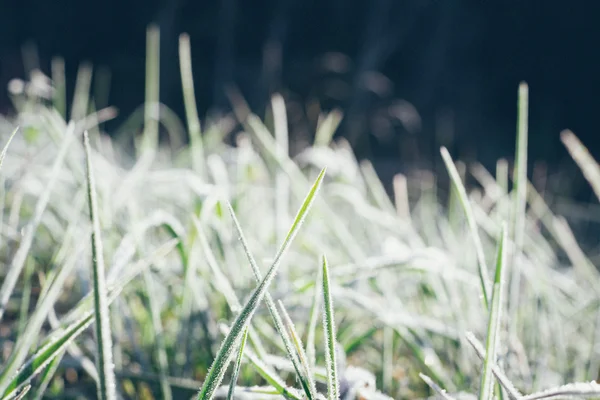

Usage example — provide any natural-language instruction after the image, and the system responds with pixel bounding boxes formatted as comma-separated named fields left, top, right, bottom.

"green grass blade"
left=70, top=62, right=93, bottom=122
left=178, top=33, right=204, bottom=174
left=440, top=146, right=491, bottom=309
left=244, top=357, right=302, bottom=400
left=226, top=202, right=315, bottom=398
left=0, top=313, right=94, bottom=399
left=272, top=94, right=290, bottom=255
left=508, top=82, right=529, bottom=337
left=84, top=130, right=117, bottom=400
left=217, top=328, right=304, bottom=400
left=278, top=300, right=318, bottom=399
left=479, top=224, right=508, bottom=400
left=51, top=57, right=67, bottom=119
left=196, top=167, right=326, bottom=400
left=321, top=255, right=339, bottom=400
left=314, top=109, right=343, bottom=147
left=32, top=350, right=65, bottom=400
left=227, top=327, right=249, bottom=400
left=140, top=24, right=160, bottom=155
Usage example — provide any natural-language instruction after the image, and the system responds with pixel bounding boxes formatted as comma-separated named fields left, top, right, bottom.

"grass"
left=1, top=26, right=600, bottom=400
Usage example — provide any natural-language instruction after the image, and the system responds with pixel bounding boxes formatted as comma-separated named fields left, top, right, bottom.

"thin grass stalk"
left=419, top=373, right=457, bottom=400
left=321, top=255, right=339, bottom=400
left=178, top=33, right=205, bottom=174
left=51, top=57, right=67, bottom=119
left=314, top=109, right=343, bottom=147
left=70, top=63, right=93, bottom=122
left=278, top=300, right=318, bottom=399
left=32, top=351, right=64, bottom=400
left=479, top=224, right=508, bottom=400
left=141, top=24, right=160, bottom=155
left=272, top=94, right=290, bottom=286
left=465, top=332, right=522, bottom=400
left=227, top=327, right=249, bottom=400
left=441, top=146, right=491, bottom=309
left=561, top=130, right=600, bottom=203
left=509, top=82, right=529, bottom=339
left=84, top=130, right=117, bottom=400
left=16, top=257, right=35, bottom=338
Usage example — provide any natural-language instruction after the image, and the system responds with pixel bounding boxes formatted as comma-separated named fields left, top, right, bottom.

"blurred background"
left=1, top=1, right=599, bottom=198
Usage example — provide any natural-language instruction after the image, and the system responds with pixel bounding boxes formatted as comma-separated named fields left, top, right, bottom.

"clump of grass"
left=1, top=25, right=600, bottom=400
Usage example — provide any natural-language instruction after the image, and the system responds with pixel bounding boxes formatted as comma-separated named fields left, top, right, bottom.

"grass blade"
left=0, top=127, right=18, bottom=172
left=226, top=202, right=315, bottom=399
left=178, top=33, right=204, bottom=174
left=419, top=373, right=457, bottom=400
left=70, top=62, right=93, bottom=122
left=465, top=332, right=522, bottom=400
left=441, top=146, right=491, bottom=309
left=227, top=327, right=249, bottom=400
left=217, top=327, right=304, bottom=400
left=196, top=167, right=326, bottom=400
left=51, top=57, right=67, bottom=118
left=0, top=313, right=94, bottom=400
left=84, top=130, right=117, bottom=400
left=479, top=224, right=508, bottom=400
left=32, top=350, right=64, bottom=400
left=140, top=24, right=160, bottom=155
left=509, top=82, right=529, bottom=337
left=561, top=129, right=600, bottom=202
left=322, top=255, right=339, bottom=400
left=278, top=300, right=318, bottom=399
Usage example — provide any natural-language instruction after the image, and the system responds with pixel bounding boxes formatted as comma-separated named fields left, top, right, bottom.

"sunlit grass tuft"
left=2, top=25, right=600, bottom=400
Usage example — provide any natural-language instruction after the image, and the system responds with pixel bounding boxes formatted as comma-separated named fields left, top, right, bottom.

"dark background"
left=1, top=1, right=599, bottom=193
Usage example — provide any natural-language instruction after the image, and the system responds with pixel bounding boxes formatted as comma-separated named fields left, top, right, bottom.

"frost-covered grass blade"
left=196, top=167, right=326, bottom=400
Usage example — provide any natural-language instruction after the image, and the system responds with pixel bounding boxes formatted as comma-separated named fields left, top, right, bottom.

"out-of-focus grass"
left=1, top=26, right=600, bottom=400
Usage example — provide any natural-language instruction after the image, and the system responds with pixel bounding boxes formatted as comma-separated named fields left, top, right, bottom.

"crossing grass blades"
left=2, top=26, right=600, bottom=399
